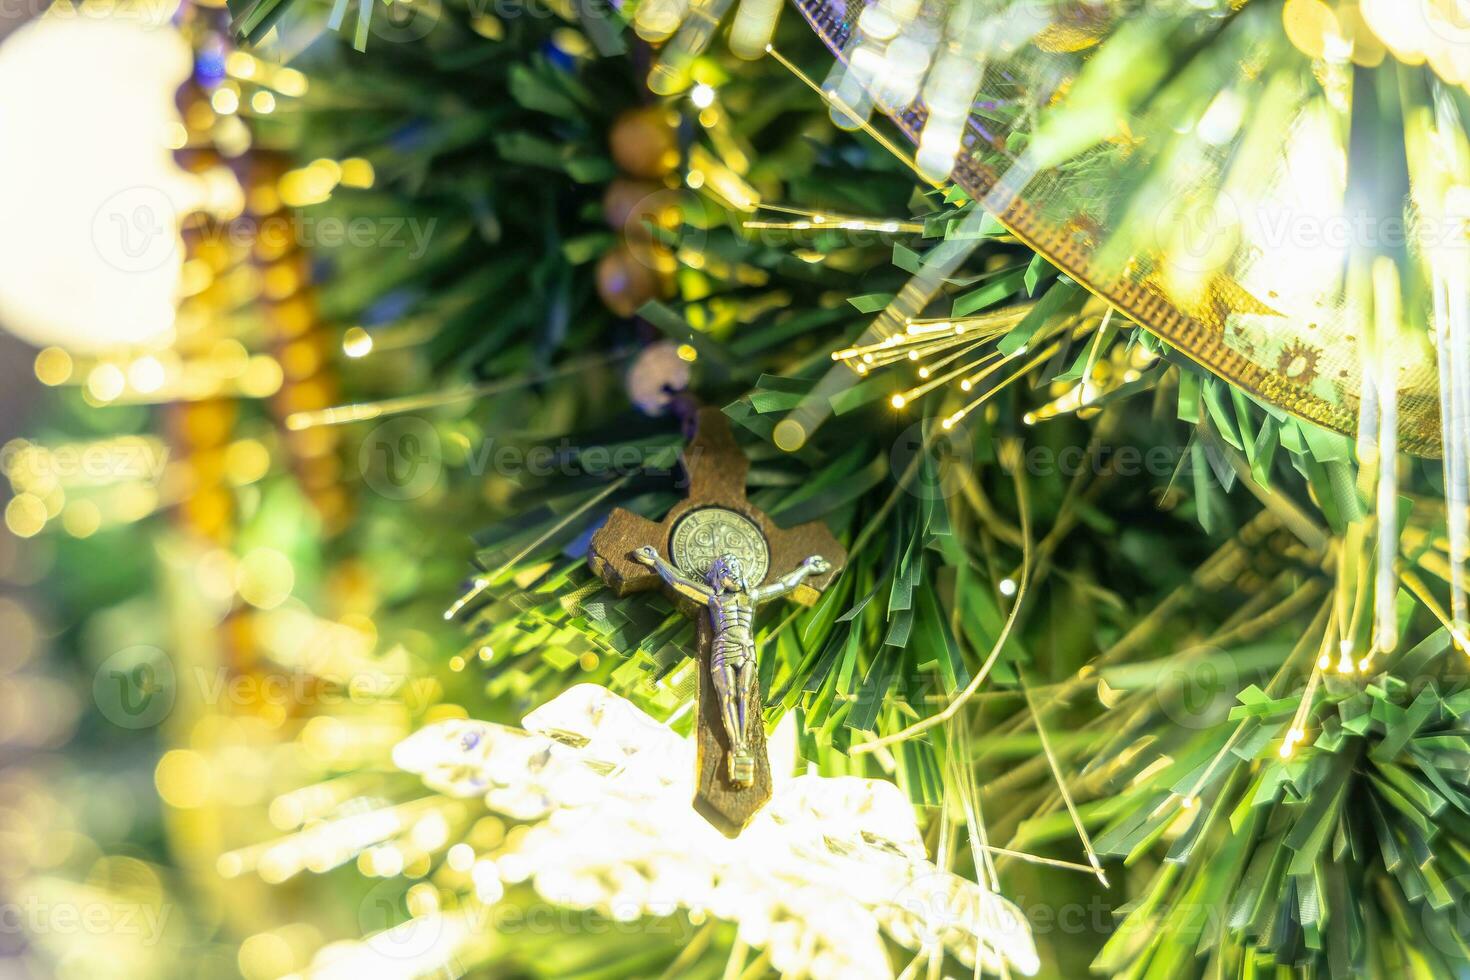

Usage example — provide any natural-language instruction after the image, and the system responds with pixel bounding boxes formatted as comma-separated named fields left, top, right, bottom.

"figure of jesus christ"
left=633, top=545, right=831, bottom=786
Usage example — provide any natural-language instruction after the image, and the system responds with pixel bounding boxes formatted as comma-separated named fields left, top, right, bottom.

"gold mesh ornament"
left=791, top=0, right=1455, bottom=454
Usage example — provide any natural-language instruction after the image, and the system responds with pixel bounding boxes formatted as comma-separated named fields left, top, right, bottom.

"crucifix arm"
left=633, top=545, right=714, bottom=604
left=751, top=555, right=831, bottom=604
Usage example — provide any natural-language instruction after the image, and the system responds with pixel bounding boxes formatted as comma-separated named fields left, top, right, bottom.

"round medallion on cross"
left=669, top=506, right=770, bottom=586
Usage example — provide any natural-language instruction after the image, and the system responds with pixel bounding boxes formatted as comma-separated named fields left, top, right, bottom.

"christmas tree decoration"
left=589, top=408, right=845, bottom=833
left=791, top=0, right=1425, bottom=447
left=596, top=244, right=669, bottom=318
left=625, top=340, right=692, bottom=415
left=608, top=105, right=682, bottom=180
left=601, top=176, right=670, bottom=239
left=14, top=0, right=1470, bottom=977
left=605, top=0, right=1446, bottom=461
left=0, top=10, right=241, bottom=354
left=1089, top=631, right=1470, bottom=976
left=302, top=683, right=1040, bottom=979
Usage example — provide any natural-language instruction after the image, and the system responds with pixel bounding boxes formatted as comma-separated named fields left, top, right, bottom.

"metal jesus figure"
left=634, top=546, right=831, bottom=785
left=588, top=407, right=846, bottom=835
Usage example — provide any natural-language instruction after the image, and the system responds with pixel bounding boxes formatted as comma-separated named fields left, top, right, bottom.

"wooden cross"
left=589, top=407, right=846, bottom=837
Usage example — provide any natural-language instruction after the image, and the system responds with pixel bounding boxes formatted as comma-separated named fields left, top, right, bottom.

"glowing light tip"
left=343, top=326, right=373, bottom=358
left=1279, top=727, right=1307, bottom=758
left=773, top=418, right=806, bottom=452
left=890, top=394, right=906, bottom=409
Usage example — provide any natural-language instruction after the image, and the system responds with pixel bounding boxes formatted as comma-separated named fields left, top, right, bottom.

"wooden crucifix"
left=588, top=407, right=846, bottom=837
